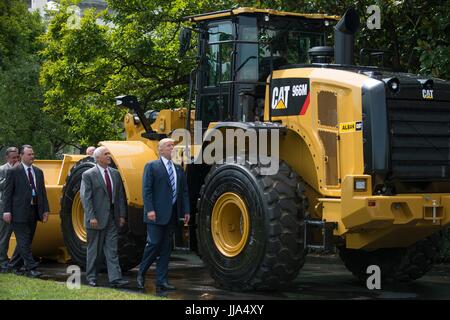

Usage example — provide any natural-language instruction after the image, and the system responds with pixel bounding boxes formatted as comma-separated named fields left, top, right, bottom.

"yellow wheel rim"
left=71, top=192, right=87, bottom=243
left=211, top=192, right=250, bottom=257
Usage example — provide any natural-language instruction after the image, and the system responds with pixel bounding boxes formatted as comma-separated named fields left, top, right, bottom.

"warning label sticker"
left=339, top=121, right=362, bottom=133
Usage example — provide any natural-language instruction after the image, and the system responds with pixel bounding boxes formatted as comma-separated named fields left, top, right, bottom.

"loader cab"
left=186, top=8, right=337, bottom=129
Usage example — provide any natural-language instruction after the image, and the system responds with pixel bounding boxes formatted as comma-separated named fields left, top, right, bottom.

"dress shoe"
left=157, top=282, right=176, bottom=291
left=27, top=270, right=42, bottom=278
left=88, top=280, right=97, bottom=287
left=12, top=269, right=24, bottom=276
left=110, top=279, right=129, bottom=288
left=13, top=269, right=25, bottom=276
left=136, top=274, right=145, bottom=289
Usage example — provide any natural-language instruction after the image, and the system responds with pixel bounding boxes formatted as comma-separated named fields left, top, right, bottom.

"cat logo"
left=272, top=86, right=290, bottom=109
left=270, top=78, right=310, bottom=116
left=422, top=89, right=433, bottom=99
left=274, top=99, right=287, bottom=109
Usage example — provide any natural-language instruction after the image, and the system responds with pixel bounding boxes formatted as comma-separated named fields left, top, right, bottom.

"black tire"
left=440, top=226, right=450, bottom=263
left=196, top=159, right=307, bottom=291
left=60, top=157, right=144, bottom=272
left=339, top=232, right=444, bottom=283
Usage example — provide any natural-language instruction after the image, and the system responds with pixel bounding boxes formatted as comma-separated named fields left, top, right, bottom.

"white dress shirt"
left=96, top=164, right=114, bottom=203
left=4, top=162, right=37, bottom=214
left=22, top=162, right=36, bottom=189
left=161, top=156, right=177, bottom=192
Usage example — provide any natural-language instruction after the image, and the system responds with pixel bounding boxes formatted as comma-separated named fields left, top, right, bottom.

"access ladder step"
left=304, top=219, right=337, bottom=253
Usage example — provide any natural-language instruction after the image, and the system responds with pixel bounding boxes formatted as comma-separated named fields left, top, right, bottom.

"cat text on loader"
left=12, top=7, right=450, bottom=291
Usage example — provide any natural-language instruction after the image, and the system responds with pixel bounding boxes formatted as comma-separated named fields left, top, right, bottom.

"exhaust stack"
left=334, top=7, right=360, bottom=65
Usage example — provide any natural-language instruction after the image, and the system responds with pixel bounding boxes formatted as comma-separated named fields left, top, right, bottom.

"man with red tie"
left=3, top=145, right=49, bottom=277
left=80, top=146, right=129, bottom=287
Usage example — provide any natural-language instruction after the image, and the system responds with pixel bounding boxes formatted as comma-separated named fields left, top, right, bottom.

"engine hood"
left=361, top=70, right=450, bottom=101
left=280, top=63, right=450, bottom=101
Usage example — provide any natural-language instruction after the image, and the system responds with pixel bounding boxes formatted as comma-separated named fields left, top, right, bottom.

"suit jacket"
left=80, top=166, right=126, bottom=230
left=0, top=163, right=11, bottom=214
left=3, top=163, right=50, bottom=222
left=142, top=158, right=190, bottom=225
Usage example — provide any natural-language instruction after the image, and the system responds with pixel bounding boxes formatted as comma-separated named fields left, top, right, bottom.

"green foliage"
left=235, top=0, right=450, bottom=78
left=40, top=3, right=125, bottom=147
left=0, top=0, right=43, bottom=66
left=0, top=0, right=67, bottom=159
left=39, top=0, right=237, bottom=146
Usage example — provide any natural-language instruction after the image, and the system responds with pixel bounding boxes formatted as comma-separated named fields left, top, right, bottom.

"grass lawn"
left=0, top=274, right=164, bottom=300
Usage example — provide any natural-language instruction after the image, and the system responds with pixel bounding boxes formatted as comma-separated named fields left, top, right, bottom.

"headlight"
left=383, top=77, right=400, bottom=94
left=354, top=178, right=367, bottom=191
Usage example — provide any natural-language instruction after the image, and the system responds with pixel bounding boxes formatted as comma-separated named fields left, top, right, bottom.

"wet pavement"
left=36, top=252, right=450, bottom=300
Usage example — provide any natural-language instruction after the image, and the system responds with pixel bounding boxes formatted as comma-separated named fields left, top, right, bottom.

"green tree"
left=236, top=0, right=450, bottom=77
left=40, top=2, right=125, bottom=147
left=0, top=0, right=71, bottom=158
left=40, top=0, right=243, bottom=147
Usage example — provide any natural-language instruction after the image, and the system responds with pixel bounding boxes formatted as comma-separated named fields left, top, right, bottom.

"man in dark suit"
left=80, top=146, right=129, bottom=288
left=0, top=147, right=19, bottom=273
left=137, top=138, right=190, bottom=291
left=3, top=145, right=49, bottom=277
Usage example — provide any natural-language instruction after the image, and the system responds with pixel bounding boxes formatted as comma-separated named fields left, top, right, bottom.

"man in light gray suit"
left=80, top=146, right=129, bottom=288
left=0, top=147, right=19, bottom=273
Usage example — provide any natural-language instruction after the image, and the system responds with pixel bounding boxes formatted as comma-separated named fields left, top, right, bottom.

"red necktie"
left=104, top=169, right=112, bottom=202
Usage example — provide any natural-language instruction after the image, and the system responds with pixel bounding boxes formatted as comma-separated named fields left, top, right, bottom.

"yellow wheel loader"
left=11, top=7, right=450, bottom=290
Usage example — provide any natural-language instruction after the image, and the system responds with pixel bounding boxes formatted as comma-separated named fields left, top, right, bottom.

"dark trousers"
left=86, top=213, right=122, bottom=283
left=138, top=206, right=176, bottom=285
left=0, top=218, right=13, bottom=269
left=9, top=206, right=39, bottom=271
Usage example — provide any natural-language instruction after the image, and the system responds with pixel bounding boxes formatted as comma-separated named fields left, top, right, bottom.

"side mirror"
left=115, top=95, right=151, bottom=133
left=115, top=95, right=140, bottom=111
left=179, top=27, right=192, bottom=57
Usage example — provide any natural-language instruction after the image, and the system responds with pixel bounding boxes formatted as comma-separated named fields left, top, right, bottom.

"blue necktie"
left=167, top=161, right=176, bottom=204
